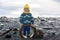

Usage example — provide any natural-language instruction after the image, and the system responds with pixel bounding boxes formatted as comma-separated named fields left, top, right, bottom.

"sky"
left=0, top=0, right=60, bottom=18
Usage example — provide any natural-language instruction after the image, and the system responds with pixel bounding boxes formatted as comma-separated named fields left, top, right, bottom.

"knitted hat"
left=24, top=4, right=30, bottom=9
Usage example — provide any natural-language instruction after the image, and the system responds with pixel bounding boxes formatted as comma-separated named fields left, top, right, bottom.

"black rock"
left=5, top=34, right=11, bottom=38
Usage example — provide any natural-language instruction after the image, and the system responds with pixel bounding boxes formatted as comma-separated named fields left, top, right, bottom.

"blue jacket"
left=20, top=13, right=34, bottom=24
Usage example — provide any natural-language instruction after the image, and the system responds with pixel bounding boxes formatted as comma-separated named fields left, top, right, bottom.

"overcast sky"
left=0, top=0, right=60, bottom=18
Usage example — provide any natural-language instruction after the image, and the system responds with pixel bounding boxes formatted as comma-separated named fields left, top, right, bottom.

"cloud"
left=53, top=0, right=60, bottom=2
left=0, top=0, right=60, bottom=18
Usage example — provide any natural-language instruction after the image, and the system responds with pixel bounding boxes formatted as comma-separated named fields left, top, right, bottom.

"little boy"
left=20, top=4, right=34, bottom=37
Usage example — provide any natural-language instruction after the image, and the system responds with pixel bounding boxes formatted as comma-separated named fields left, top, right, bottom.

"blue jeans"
left=23, top=26, right=30, bottom=35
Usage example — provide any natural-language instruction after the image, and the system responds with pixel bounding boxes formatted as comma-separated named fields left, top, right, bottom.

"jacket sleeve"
left=31, top=17, right=34, bottom=24
left=19, top=14, right=24, bottom=24
left=30, top=13, right=34, bottom=24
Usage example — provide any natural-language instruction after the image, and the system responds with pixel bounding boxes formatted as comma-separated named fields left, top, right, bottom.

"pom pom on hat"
left=24, top=4, right=30, bottom=9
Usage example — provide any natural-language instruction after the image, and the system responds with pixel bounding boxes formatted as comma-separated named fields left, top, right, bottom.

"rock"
left=5, top=34, right=11, bottom=38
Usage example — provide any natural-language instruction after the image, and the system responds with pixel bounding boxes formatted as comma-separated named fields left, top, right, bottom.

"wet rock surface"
left=0, top=17, right=60, bottom=40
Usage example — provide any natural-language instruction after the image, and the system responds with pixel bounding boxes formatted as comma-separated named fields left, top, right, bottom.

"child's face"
left=24, top=8, right=30, bottom=12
